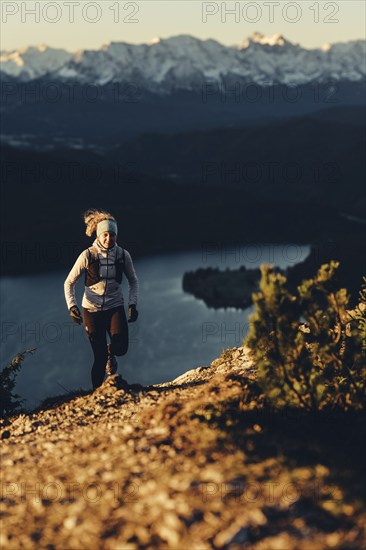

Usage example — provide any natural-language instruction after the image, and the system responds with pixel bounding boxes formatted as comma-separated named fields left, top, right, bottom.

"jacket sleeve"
left=123, top=250, right=139, bottom=307
left=64, top=250, right=89, bottom=310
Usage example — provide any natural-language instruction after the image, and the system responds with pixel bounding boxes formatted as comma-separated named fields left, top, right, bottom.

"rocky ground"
left=1, top=346, right=365, bottom=549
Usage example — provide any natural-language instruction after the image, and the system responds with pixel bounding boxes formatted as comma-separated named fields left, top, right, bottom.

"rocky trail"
left=1, top=346, right=365, bottom=549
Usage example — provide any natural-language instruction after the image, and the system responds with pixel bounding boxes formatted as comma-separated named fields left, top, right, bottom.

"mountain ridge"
left=1, top=33, right=365, bottom=90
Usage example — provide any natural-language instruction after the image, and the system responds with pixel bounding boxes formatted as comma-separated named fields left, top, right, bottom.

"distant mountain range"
left=1, top=33, right=365, bottom=89
left=1, top=33, right=364, bottom=299
left=1, top=33, right=365, bottom=151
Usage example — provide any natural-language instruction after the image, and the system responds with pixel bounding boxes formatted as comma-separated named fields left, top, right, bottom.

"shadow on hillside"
left=191, top=403, right=366, bottom=542
left=145, top=379, right=209, bottom=393
left=200, top=405, right=366, bottom=507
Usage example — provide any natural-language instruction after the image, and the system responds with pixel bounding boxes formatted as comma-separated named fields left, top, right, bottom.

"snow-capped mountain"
left=0, top=44, right=72, bottom=80
left=1, top=33, right=365, bottom=91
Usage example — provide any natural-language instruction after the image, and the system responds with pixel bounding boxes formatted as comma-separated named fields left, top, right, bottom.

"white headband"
left=96, top=219, right=118, bottom=237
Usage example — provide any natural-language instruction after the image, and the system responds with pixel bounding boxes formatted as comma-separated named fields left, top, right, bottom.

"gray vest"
left=84, top=245, right=125, bottom=287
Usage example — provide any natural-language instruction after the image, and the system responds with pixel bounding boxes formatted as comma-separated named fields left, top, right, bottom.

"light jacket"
left=64, top=238, right=139, bottom=312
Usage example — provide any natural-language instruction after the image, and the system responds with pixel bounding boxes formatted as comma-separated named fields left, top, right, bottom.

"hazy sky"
left=1, top=0, right=365, bottom=52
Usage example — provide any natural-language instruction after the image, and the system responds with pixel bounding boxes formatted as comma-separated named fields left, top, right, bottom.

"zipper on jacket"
left=101, top=248, right=109, bottom=311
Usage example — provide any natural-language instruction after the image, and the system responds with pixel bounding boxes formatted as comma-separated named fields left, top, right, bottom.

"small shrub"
left=0, top=349, right=36, bottom=418
left=347, top=275, right=366, bottom=351
left=245, top=262, right=365, bottom=411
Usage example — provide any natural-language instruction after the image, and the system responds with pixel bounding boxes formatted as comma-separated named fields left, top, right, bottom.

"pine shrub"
left=0, top=349, right=35, bottom=418
left=245, top=262, right=365, bottom=411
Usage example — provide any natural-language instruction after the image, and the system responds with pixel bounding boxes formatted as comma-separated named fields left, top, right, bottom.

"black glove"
left=128, top=304, right=139, bottom=323
left=70, top=305, right=82, bottom=325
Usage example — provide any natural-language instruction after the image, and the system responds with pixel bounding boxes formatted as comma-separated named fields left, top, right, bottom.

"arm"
left=64, top=250, right=88, bottom=310
left=123, top=250, right=139, bottom=307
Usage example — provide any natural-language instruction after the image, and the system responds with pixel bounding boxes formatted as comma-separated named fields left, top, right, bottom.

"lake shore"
left=183, top=220, right=366, bottom=309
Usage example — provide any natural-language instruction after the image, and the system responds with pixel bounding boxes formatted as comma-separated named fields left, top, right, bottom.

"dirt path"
left=1, top=346, right=365, bottom=549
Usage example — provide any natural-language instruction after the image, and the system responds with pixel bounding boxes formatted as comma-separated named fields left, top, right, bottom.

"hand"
left=128, top=304, right=139, bottom=323
left=70, top=305, right=83, bottom=325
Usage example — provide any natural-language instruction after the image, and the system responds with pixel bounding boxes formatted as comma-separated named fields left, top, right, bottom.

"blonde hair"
left=83, top=208, right=116, bottom=237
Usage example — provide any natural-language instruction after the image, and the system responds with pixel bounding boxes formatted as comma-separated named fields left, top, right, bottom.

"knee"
left=114, top=342, right=128, bottom=357
left=110, top=335, right=128, bottom=357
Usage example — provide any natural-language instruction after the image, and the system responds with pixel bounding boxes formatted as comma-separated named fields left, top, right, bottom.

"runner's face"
left=99, top=231, right=116, bottom=249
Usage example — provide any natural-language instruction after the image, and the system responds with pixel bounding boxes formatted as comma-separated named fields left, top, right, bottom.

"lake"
left=0, top=243, right=310, bottom=411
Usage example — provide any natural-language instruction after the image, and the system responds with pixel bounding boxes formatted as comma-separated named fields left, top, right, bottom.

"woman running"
left=64, top=208, right=139, bottom=390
